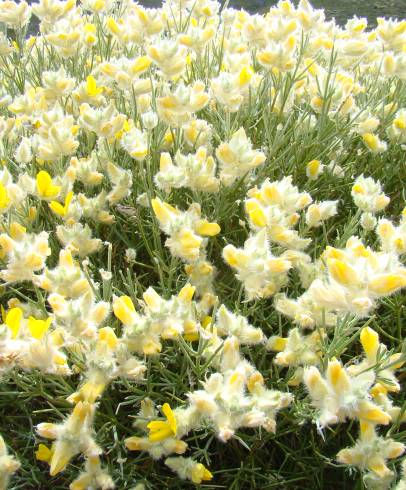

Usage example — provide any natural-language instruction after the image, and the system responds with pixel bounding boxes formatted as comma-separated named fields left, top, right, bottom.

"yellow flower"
left=337, top=421, right=404, bottom=477
left=9, top=222, right=26, bottom=239
left=151, top=198, right=179, bottom=225
left=98, top=326, right=118, bottom=350
left=35, top=443, right=54, bottom=463
left=245, top=200, right=267, bottom=228
left=362, top=133, right=387, bottom=153
left=306, top=160, right=323, bottom=180
left=194, top=220, right=221, bottom=236
left=238, top=66, right=253, bottom=87
left=113, top=295, right=136, bottom=325
left=106, top=17, right=120, bottom=35
left=267, top=336, right=288, bottom=352
left=369, top=274, right=406, bottom=296
left=360, top=327, right=379, bottom=361
left=130, top=56, right=152, bottom=75
left=68, top=381, right=106, bottom=404
left=84, top=24, right=97, bottom=45
left=36, top=171, right=61, bottom=199
left=147, top=403, right=177, bottom=442
left=191, top=463, right=213, bottom=484
left=178, top=284, right=195, bottom=302
left=86, top=75, right=103, bottom=97
left=27, top=316, right=52, bottom=340
left=5, top=307, right=23, bottom=339
left=49, top=192, right=73, bottom=217
left=0, top=182, right=10, bottom=210
left=327, top=259, right=358, bottom=286
left=92, top=0, right=105, bottom=11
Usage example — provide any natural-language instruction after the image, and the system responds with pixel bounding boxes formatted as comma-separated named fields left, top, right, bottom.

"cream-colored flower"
left=151, top=198, right=220, bottom=263
left=223, top=229, right=292, bottom=300
left=351, top=175, right=390, bottom=213
left=304, top=359, right=391, bottom=428
left=156, top=81, right=209, bottom=127
left=245, top=176, right=312, bottom=249
left=0, top=0, right=31, bottom=27
left=165, top=457, right=212, bottom=484
left=155, top=147, right=219, bottom=192
left=305, top=201, right=338, bottom=228
left=37, top=402, right=101, bottom=476
left=337, top=422, right=404, bottom=482
left=216, top=127, right=265, bottom=185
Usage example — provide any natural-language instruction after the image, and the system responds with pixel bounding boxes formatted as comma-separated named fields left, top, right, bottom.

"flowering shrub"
left=0, top=0, right=405, bottom=488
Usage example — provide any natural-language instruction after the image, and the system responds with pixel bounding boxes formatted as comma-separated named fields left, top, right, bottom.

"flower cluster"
left=0, top=0, right=405, bottom=488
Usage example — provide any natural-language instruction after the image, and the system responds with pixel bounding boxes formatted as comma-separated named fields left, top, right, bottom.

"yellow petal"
left=191, top=463, right=213, bottom=483
left=388, top=443, right=405, bottom=459
left=369, top=274, right=406, bottom=296
left=0, top=183, right=10, bottom=209
left=216, top=144, right=235, bottom=164
left=327, top=259, right=358, bottom=286
left=106, top=17, right=120, bottom=34
left=179, top=230, right=201, bottom=251
left=49, top=192, right=73, bottom=217
left=143, top=288, right=161, bottom=308
left=178, top=284, right=195, bottom=302
left=368, top=457, right=390, bottom=478
left=125, top=436, right=142, bottom=451
left=360, top=327, right=379, bottom=360
left=28, top=316, right=52, bottom=340
left=306, top=159, right=321, bottom=178
left=360, top=421, right=375, bottom=441
left=247, top=371, right=264, bottom=392
left=359, top=401, right=391, bottom=425
left=151, top=198, right=177, bottom=225
left=223, top=246, right=241, bottom=268
left=336, top=448, right=356, bottom=465
left=147, top=421, right=173, bottom=442
left=162, top=403, right=177, bottom=435
left=268, top=336, right=287, bottom=352
left=363, top=133, right=379, bottom=152
left=249, top=208, right=267, bottom=227
left=64, top=191, right=73, bottom=210
left=35, top=443, right=53, bottom=463
left=5, top=307, right=23, bottom=339
left=352, top=183, right=365, bottom=194
left=98, top=326, right=118, bottom=349
left=238, top=66, right=253, bottom=86
left=194, top=220, right=221, bottom=236
left=86, top=75, right=102, bottom=97
left=50, top=447, right=72, bottom=476
left=326, top=359, right=350, bottom=391
left=36, top=170, right=51, bottom=196
left=268, top=258, right=291, bottom=273
left=202, top=467, right=213, bottom=481
left=159, top=153, right=172, bottom=171
left=49, top=201, right=66, bottom=216
left=9, top=222, right=26, bottom=239
left=113, top=295, right=135, bottom=324
left=131, top=56, right=152, bottom=74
